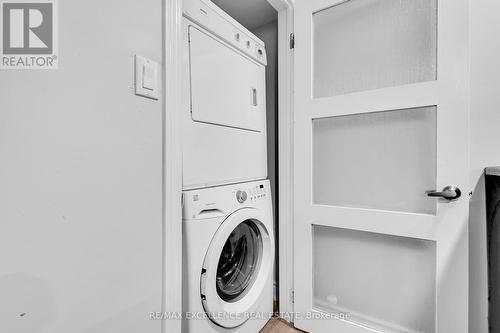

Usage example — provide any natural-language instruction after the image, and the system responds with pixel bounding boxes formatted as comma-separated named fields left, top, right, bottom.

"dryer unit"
left=182, top=0, right=268, bottom=190
left=183, top=180, right=274, bottom=333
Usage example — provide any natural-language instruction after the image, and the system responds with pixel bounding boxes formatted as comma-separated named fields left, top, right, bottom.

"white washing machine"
left=182, top=0, right=268, bottom=190
left=183, top=180, right=274, bottom=332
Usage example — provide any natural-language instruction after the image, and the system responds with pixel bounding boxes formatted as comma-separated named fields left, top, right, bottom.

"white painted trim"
left=273, top=0, right=295, bottom=323
left=267, top=0, right=294, bottom=11
left=162, top=0, right=183, bottom=332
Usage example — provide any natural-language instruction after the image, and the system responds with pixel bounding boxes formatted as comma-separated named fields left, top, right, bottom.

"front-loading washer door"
left=201, top=208, right=274, bottom=328
left=216, top=221, right=262, bottom=302
left=188, top=26, right=266, bottom=132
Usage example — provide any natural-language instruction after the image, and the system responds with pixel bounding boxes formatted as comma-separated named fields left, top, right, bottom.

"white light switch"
left=142, top=63, right=156, bottom=90
left=135, top=55, right=159, bottom=100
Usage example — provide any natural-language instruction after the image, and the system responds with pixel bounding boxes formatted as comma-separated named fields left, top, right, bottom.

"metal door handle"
left=426, top=186, right=461, bottom=200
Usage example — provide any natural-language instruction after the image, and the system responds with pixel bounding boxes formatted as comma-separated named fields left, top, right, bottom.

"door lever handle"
left=427, top=186, right=461, bottom=200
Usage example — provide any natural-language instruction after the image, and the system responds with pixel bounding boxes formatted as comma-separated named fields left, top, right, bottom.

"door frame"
left=162, top=0, right=183, bottom=332
left=162, top=0, right=295, bottom=332
left=266, top=0, right=295, bottom=321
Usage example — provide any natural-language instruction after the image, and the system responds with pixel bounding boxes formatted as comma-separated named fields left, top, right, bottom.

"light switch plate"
left=135, top=55, right=159, bottom=100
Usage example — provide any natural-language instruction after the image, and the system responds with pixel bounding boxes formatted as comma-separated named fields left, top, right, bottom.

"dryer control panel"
left=183, top=0, right=267, bottom=66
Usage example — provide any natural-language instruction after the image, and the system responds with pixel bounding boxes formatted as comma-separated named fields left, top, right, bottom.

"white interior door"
left=293, top=0, right=469, bottom=332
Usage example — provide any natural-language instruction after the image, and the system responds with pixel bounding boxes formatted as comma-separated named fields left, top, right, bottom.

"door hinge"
left=291, top=290, right=295, bottom=303
left=289, top=33, right=295, bottom=50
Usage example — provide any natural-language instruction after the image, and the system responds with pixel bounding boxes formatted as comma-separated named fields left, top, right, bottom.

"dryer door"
left=188, top=26, right=266, bottom=132
left=201, top=208, right=274, bottom=328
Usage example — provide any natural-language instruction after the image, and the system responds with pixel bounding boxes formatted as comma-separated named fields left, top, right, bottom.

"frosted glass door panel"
left=313, top=106, right=436, bottom=214
left=313, top=0, right=437, bottom=98
left=313, top=226, right=436, bottom=333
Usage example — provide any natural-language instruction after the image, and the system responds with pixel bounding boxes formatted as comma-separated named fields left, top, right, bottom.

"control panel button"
left=236, top=190, right=247, bottom=203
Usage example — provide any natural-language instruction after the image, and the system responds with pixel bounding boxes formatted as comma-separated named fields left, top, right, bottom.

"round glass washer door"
left=216, top=221, right=262, bottom=302
left=201, top=208, right=274, bottom=328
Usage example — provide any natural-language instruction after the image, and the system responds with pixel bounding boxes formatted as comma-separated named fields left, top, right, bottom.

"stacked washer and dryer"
left=181, top=0, right=275, bottom=332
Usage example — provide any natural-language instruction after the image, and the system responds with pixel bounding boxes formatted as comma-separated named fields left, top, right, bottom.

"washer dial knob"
left=236, top=190, right=247, bottom=203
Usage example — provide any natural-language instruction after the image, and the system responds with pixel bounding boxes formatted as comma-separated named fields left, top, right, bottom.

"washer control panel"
left=236, top=183, right=267, bottom=203
left=183, top=180, right=270, bottom=220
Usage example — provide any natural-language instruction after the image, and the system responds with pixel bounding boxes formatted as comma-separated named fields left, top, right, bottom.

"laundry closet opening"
left=210, top=0, right=280, bottom=307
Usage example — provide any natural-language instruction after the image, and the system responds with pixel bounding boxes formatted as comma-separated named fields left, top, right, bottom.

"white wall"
left=469, top=1, right=500, bottom=332
left=0, top=1, right=163, bottom=332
